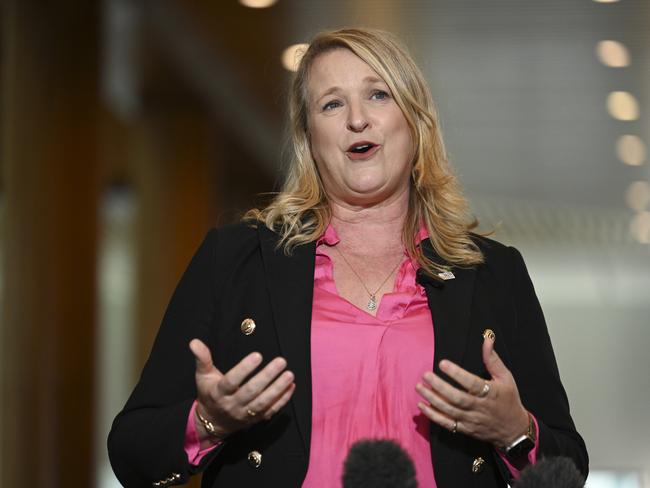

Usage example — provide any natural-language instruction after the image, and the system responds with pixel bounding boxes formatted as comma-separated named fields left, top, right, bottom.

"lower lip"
left=345, top=145, right=381, bottom=161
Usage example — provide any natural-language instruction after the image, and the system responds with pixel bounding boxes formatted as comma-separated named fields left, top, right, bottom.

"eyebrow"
left=314, top=76, right=387, bottom=103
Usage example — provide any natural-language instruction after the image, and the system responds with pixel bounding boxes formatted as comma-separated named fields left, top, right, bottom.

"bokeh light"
left=607, top=91, right=640, bottom=121
left=596, top=40, right=630, bottom=67
left=630, top=211, right=650, bottom=244
left=616, top=135, right=647, bottom=166
left=239, top=0, right=278, bottom=8
left=625, top=181, right=650, bottom=212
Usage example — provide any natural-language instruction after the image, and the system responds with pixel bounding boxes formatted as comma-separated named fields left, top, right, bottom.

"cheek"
left=398, top=120, right=415, bottom=162
left=309, top=124, right=342, bottom=173
left=389, top=122, right=414, bottom=166
left=309, top=122, right=332, bottom=160
left=386, top=108, right=412, bottom=147
left=308, top=134, right=333, bottom=182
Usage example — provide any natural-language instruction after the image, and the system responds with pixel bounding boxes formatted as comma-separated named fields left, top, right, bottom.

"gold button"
left=472, top=456, right=485, bottom=474
left=241, top=318, right=256, bottom=336
left=482, top=329, right=495, bottom=341
left=248, top=450, right=262, bottom=468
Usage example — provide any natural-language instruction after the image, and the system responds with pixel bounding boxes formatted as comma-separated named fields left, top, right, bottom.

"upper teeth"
left=352, top=144, right=372, bottom=153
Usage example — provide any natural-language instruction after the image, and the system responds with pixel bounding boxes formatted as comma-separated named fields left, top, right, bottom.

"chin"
left=344, top=173, right=387, bottom=193
left=343, top=185, right=397, bottom=207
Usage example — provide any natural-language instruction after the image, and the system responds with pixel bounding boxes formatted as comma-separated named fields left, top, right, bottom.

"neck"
left=329, top=187, right=409, bottom=256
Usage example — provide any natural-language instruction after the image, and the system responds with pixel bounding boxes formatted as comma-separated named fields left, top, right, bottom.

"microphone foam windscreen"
left=514, top=456, right=585, bottom=488
left=342, top=439, right=417, bottom=488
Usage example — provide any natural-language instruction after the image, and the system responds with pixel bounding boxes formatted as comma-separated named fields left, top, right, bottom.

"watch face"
left=505, top=435, right=535, bottom=462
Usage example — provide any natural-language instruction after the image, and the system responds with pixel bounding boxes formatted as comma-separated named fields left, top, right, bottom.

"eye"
left=371, top=90, right=390, bottom=101
left=322, top=100, right=342, bottom=111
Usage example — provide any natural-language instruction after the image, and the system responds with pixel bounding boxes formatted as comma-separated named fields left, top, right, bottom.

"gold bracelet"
left=195, top=406, right=223, bottom=438
left=526, top=412, right=537, bottom=442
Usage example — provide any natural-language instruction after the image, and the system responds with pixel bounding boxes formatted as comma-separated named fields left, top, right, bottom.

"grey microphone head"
left=342, top=439, right=417, bottom=488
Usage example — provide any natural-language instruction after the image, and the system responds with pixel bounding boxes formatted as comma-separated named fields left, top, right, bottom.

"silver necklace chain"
left=332, top=245, right=403, bottom=312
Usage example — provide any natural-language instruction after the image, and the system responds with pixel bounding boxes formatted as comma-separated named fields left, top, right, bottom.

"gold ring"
left=246, top=409, right=257, bottom=418
left=478, top=382, right=490, bottom=398
left=451, top=420, right=458, bottom=434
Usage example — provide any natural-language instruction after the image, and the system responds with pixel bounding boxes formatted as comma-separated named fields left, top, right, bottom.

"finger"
left=247, top=370, right=295, bottom=412
left=417, top=401, right=457, bottom=432
left=422, top=371, right=475, bottom=410
left=235, top=357, right=288, bottom=404
left=218, top=352, right=264, bottom=395
left=262, top=382, right=296, bottom=420
left=439, top=359, right=488, bottom=396
left=482, top=337, right=509, bottom=379
left=189, top=339, right=221, bottom=376
left=416, top=382, right=464, bottom=420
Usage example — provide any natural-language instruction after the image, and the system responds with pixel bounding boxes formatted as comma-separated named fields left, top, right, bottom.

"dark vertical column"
left=128, top=109, right=217, bottom=488
left=0, top=2, right=101, bottom=487
left=129, top=108, right=217, bottom=373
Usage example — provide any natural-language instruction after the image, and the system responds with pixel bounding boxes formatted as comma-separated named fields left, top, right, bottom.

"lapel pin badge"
left=437, top=270, right=455, bottom=280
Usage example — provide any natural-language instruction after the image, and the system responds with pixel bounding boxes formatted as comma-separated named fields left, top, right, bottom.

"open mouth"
left=345, top=141, right=381, bottom=160
left=347, top=142, right=378, bottom=154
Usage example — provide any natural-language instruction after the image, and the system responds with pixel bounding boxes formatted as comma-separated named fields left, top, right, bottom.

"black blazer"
left=108, top=223, right=588, bottom=487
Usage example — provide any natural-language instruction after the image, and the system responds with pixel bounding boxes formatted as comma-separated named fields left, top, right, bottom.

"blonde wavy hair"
left=246, top=27, right=483, bottom=275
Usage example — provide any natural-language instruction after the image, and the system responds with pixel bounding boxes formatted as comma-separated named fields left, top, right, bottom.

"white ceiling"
left=287, top=0, right=650, bottom=246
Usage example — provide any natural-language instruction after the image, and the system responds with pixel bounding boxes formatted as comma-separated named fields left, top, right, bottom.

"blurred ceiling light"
left=625, top=181, right=650, bottom=212
left=282, top=43, right=309, bottom=72
left=607, top=91, right=640, bottom=121
left=630, top=211, right=650, bottom=244
left=593, top=0, right=620, bottom=3
left=616, top=135, right=647, bottom=166
left=596, top=40, right=630, bottom=67
left=239, top=0, right=277, bottom=8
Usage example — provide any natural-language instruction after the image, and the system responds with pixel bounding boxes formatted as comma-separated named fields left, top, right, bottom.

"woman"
left=108, top=28, right=588, bottom=487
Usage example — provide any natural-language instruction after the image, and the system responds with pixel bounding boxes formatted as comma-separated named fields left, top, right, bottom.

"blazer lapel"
left=421, top=239, right=477, bottom=448
left=258, top=226, right=315, bottom=454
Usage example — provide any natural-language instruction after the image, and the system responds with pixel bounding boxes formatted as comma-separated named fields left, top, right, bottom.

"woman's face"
left=307, top=48, right=413, bottom=207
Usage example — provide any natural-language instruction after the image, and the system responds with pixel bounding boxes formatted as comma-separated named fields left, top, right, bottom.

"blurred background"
left=1, top=0, right=648, bottom=487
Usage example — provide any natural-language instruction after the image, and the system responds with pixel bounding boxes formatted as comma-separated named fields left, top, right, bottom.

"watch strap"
left=503, top=412, right=536, bottom=463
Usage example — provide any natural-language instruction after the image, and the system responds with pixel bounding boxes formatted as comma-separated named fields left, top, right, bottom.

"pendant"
left=367, top=295, right=377, bottom=311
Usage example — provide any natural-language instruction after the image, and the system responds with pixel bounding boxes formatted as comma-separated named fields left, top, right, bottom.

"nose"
left=346, top=100, right=369, bottom=132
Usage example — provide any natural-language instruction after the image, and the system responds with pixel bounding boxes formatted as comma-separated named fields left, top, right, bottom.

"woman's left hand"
left=416, top=334, right=529, bottom=448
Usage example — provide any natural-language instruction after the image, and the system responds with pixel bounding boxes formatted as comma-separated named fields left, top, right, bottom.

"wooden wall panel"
left=0, top=2, right=101, bottom=486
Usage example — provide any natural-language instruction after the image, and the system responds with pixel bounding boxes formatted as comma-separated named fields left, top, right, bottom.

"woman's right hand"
left=189, top=338, right=296, bottom=444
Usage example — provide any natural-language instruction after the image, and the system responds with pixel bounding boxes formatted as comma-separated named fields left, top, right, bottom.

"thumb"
left=189, top=338, right=221, bottom=377
left=482, top=334, right=509, bottom=380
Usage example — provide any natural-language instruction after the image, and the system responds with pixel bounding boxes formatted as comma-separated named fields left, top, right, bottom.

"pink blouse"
left=184, top=224, right=538, bottom=484
left=301, top=224, right=436, bottom=487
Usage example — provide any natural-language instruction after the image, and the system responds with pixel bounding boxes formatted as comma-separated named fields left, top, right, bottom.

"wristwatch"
left=502, top=413, right=536, bottom=465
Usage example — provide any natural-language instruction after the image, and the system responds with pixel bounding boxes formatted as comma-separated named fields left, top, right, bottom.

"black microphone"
left=416, top=268, right=444, bottom=289
left=514, top=456, right=585, bottom=488
left=342, top=439, right=417, bottom=488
